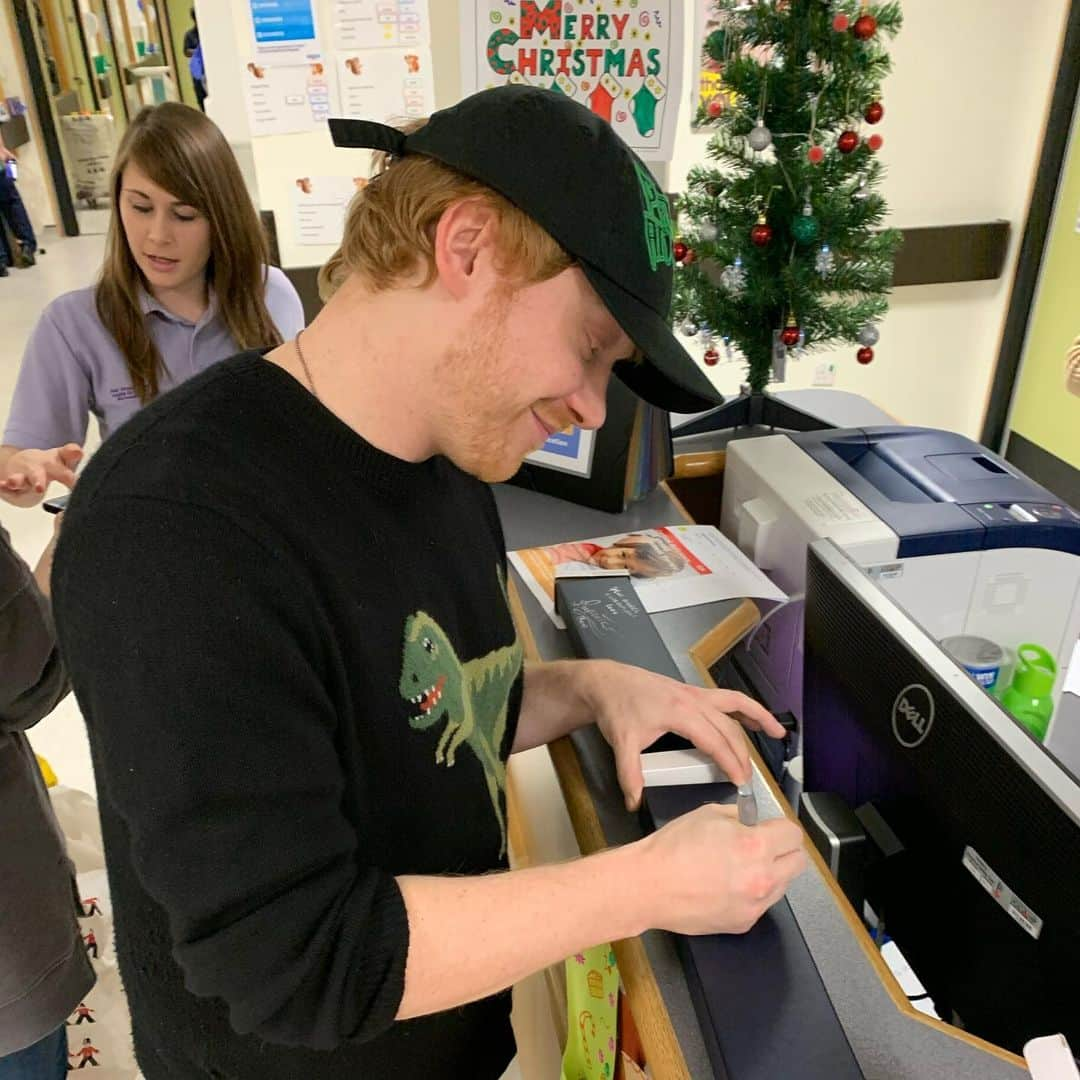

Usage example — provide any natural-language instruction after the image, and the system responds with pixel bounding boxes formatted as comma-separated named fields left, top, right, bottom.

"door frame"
left=12, top=0, right=79, bottom=235
left=981, top=0, right=1080, bottom=451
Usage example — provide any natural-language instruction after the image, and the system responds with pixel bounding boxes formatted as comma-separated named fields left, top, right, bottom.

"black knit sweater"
left=53, top=353, right=523, bottom=1079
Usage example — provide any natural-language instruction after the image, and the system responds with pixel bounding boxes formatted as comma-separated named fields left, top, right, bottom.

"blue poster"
left=525, top=426, right=596, bottom=478
left=251, top=0, right=315, bottom=43
left=541, top=427, right=583, bottom=459
left=250, top=0, right=320, bottom=60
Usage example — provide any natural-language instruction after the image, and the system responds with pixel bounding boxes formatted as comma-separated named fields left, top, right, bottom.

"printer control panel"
left=965, top=502, right=1080, bottom=526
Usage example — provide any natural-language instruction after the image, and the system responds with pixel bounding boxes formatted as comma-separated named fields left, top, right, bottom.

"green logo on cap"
left=634, top=162, right=674, bottom=273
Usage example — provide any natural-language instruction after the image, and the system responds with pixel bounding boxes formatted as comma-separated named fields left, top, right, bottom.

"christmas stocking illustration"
left=551, top=71, right=577, bottom=96
left=588, top=73, right=622, bottom=123
left=629, top=75, right=667, bottom=137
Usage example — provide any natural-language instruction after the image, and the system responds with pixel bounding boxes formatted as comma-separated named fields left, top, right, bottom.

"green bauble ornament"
left=791, top=213, right=820, bottom=244
left=706, top=28, right=727, bottom=61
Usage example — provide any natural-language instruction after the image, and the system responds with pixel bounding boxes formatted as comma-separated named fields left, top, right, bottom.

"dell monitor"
left=802, top=538, right=1080, bottom=1055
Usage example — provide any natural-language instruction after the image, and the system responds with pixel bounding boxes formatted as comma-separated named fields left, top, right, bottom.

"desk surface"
left=495, top=479, right=1027, bottom=1080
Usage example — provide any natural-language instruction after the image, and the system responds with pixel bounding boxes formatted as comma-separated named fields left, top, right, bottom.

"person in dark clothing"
left=0, top=510, right=95, bottom=1080
left=183, top=10, right=206, bottom=112
left=0, top=135, right=37, bottom=276
left=52, top=88, right=806, bottom=1078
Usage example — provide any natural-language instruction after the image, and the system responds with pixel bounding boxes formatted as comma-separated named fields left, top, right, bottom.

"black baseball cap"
left=329, top=85, right=723, bottom=414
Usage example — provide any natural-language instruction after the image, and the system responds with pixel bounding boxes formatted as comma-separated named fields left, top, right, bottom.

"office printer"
left=719, top=426, right=1080, bottom=774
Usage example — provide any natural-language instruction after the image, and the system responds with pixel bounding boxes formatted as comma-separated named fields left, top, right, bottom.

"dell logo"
left=892, top=684, right=935, bottom=748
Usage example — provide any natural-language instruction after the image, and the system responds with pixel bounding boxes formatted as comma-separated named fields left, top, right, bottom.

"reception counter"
left=495, top=479, right=1028, bottom=1080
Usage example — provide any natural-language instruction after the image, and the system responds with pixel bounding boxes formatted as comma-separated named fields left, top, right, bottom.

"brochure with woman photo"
left=509, top=525, right=787, bottom=628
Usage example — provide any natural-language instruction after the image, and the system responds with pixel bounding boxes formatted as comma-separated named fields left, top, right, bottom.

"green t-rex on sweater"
left=398, top=600, right=523, bottom=857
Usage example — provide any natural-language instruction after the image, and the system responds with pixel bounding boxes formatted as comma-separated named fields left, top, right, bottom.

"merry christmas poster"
left=459, top=0, right=684, bottom=161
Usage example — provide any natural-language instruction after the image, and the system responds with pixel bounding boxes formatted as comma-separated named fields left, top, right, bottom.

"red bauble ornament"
left=866, top=133, right=884, bottom=152
left=674, top=241, right=689, bottom=263
left=832, top=13, right=850, bottom=31
left=707, top=97, right=725, bottom=119
left=704, top=348, right=721, bottom=367
left=807, top=144, right=825, bottom=165
left=853, top=13, right=878, bottom=40
left=857, top=346, right=875, bottom=365
left=865, top=101, right=884, bottom=124
left=750, top=222, right=773, bottom=247
left=781, top=325, right=801, bottom=348
left=837, top=130, right=859, bottom=154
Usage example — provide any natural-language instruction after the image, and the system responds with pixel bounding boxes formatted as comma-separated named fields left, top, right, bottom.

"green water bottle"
left=1000, top=643, right=1057, bottom=741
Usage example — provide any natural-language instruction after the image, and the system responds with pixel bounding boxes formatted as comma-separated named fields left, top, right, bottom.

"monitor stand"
left=675, top=390, right=831, bottom=438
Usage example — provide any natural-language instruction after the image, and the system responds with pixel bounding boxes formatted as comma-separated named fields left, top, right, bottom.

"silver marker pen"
left=737, top=782, right=758, bottom=827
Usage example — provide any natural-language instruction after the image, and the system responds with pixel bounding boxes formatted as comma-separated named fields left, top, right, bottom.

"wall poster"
left=332, top=0, right=431, bottom=49
left=459, top=0, right=684, bottom=161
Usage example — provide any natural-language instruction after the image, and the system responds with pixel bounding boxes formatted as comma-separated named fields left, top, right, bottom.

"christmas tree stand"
left=674, top=388, right=831, bottom=438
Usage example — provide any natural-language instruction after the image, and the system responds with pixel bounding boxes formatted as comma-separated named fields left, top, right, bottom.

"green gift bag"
left=561, top=944, right=620, bottom=1080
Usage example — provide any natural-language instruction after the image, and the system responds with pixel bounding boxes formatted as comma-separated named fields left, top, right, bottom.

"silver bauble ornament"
left=719, top=257, right=747, bottom=296
left=748, top=122, right=772, bottom=151
left=681, top=321, right=699, bottom=337
left=858, top=323, right=880, bottom=346
left=814, top=244, right=835, bottom=277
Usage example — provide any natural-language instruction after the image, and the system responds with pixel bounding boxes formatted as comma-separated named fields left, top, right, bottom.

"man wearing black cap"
left=52, top=87, right=805, bottom=1079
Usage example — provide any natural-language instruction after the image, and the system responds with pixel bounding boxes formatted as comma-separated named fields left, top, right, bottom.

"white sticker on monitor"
left=962, top=846, right=1044, bottom=940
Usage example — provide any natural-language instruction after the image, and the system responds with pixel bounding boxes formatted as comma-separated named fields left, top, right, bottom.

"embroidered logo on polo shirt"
left=634, top=161, right=674, bottom=273
left=109, top=387, right=137, bottom=403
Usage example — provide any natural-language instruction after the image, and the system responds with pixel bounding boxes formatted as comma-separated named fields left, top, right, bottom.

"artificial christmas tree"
left=674, top=0, right=902, bottom=433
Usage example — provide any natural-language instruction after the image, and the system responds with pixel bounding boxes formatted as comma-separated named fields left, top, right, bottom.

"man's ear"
left=433, top=198, right=501, bottom=300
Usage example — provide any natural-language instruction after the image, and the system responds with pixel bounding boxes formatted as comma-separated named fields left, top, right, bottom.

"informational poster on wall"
left=335, top=47, right=434, bottom=122
left=525, top=425, right=596, bottom=478
left=333, top=0, right=431, bottom=49
left=243, top=60, right=337, bottom=136
left=291, top=176, right=362, bottom=245
left=249, top=0, right=324, bottom=65
left=459, top=0, right=684, bottom=161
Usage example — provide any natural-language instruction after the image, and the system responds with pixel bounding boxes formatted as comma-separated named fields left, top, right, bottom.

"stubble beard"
left=436, top=288, right=533, bottom=483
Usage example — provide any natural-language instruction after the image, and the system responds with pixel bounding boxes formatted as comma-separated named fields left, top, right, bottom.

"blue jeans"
left=0, top=1025, right=68, bottom=1079
left=0, top=169, right=36, bottom=269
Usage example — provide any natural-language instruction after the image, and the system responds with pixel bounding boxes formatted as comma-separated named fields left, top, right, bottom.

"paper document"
left=243, top=61, right=336, bottom=136
left=290, top=176, right=357, bottom=246
left=335, top=47, right=434, bottom=123
left=509, top=524, right=786, bottom=629
left=334, top=0, right=430, bottom=49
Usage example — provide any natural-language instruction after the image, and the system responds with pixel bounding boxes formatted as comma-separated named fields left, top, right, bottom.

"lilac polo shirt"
left=3, top=266, right=305, bottom=448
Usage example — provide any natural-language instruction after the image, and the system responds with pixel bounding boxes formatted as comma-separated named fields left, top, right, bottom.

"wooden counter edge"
left=506, top=577, right=693, bottom=1080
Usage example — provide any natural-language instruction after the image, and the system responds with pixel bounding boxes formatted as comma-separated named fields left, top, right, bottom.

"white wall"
left=198, top=0, right=1071, bottom=438
left=0, top=2, right=57, bottom=230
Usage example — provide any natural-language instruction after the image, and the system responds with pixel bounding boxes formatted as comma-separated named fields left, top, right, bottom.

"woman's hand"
left=0, top=445, right=84, bottom=507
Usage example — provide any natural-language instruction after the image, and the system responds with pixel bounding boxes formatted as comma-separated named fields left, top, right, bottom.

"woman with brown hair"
left=0, top=103, right=304, bottom=505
